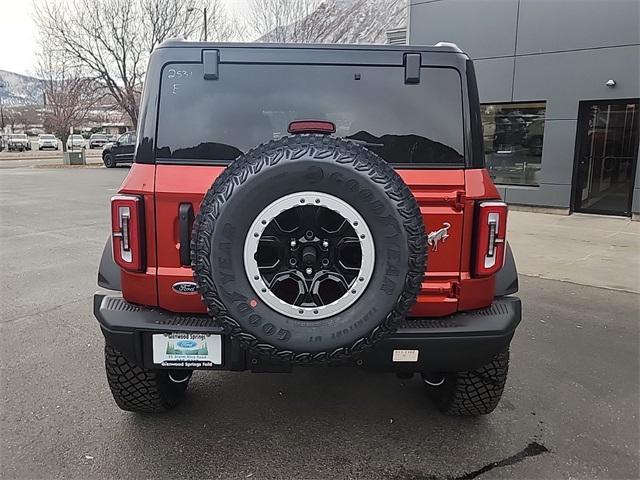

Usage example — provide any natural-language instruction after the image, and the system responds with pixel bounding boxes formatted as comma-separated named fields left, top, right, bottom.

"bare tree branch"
left=34, top=0, right=233, bottom=127
left=36, top=36, right=105, bottom=151
left=249, top=0, right=323, bottom=43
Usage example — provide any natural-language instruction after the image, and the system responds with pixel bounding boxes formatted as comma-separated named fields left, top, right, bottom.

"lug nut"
left=322, top=240, right=329, bottom=248
left=305, top=230, right=314, bottom=239
left=306, top=267, right=313, bottom=275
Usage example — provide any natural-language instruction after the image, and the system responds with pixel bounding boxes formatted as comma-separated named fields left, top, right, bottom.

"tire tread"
left=104, top=344, right=187, bottom=413
left=191, top=134, right=427, bottom=365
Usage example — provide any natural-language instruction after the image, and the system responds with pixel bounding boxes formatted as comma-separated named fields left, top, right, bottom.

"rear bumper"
left=94, top=294, right=521, bottom=373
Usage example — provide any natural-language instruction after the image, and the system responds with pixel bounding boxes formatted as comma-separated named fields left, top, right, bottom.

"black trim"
left=466, top=60, right=485, bottom=168
left=203, top=49, right=220, bottom=79
left=404, top=53, right=421, bottom=84
left=494, top=242, right=518, bottom=297
left=155, top=157, right=467, bottom=169
left=178, top=203, right=194, bottom=266
left=97, top=238, right=121, bottom=291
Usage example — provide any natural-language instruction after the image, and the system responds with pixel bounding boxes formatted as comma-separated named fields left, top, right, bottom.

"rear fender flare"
left=98, top=238, right=121, bottom=291
left=495, top=242, right=518, bottom=297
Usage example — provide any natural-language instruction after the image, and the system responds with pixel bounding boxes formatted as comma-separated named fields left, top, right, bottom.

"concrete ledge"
left=508, top=204, right=570, bottom=215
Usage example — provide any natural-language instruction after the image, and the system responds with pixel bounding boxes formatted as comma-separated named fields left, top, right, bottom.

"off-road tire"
left=424, top=350, right=509, bottom=416
left=104, top=344, right=190, bottom=413
left=192, top=134, right=426, bottom=365
left=103, top=153, right=116, bottom=168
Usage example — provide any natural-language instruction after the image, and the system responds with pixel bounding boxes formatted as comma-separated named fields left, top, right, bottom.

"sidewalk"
left=507, top=211, right=640, bottom=293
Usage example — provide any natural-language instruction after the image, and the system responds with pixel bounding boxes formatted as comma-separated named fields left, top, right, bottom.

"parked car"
left=7, top=133, right=31, bottom=151
left=95, top=41, right=520, bottom=417
left=101, top=131, right=136, bottom=167
left=89, top=133, right=109, bottom=149
left=66, top=134, right=85, bottom=150
left=38, top=134, right=59, bottom=150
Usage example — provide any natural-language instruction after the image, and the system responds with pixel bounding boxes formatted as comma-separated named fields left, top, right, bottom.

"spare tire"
left=191, top=135, right=426, bottom=364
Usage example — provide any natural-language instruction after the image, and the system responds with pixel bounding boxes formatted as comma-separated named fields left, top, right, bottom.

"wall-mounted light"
left=605, top=79, right=616, bottom=88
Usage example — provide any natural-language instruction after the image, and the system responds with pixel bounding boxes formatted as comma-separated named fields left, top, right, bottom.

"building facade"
left=408, top=0, right=640, bottom=216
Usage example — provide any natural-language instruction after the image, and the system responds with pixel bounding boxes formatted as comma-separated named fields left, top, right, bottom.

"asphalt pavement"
left=0, top=167, right=638, bottom=479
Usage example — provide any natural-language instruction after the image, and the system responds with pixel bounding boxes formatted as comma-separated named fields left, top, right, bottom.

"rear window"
left=156, top=63, right=464, bottom=166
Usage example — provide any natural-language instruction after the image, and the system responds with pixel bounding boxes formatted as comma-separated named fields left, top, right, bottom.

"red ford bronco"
left=95, top=41, right=520, bottom=416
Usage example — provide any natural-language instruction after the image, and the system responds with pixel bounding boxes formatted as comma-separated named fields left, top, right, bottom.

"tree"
left=36, top=43, right=103, bottom=151
left=35, top=0, right=233, bottom=128
left=249, top=0, right=323, bottom=43
left=2, top=106, right=42, bottom=134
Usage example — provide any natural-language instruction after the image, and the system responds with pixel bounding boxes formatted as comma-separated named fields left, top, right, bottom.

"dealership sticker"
left=152, top=333, right=222, bottom=367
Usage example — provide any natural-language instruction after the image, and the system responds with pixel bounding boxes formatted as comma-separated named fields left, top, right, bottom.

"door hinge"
left=453, top=191, right=466, bottom=211
left=422, top=280, right=460, bottom=298
left=450, top=280, right=461, bottom=298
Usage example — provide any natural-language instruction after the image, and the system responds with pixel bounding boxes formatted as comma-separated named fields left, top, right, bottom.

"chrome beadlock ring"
left=243, top=191, right=375, bottom=320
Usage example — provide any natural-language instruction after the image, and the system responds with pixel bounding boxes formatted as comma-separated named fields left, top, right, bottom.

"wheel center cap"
left=302, top=245, right=317, bottom=265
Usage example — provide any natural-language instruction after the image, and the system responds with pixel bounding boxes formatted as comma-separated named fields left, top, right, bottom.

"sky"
left=0, top=0, right=251, bottom=76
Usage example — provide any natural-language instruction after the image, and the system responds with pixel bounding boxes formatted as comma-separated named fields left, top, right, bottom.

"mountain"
left=0, top=70, right=44, bottom=106
left=259, top=0, right=407, bottom=44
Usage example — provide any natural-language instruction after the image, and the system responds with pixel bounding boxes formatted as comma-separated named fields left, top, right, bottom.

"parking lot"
left=0, top=144, right=103, bottom=170
left=0, top=166, right=638, bottom=479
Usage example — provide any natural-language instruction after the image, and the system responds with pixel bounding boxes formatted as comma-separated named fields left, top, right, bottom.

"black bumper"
left=94, top=294, right=521, bottom=373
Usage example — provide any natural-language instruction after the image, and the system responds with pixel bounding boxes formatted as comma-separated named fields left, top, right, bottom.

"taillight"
left=473, top=201, right=507, bottom=277
left=111, top=194, right=145, bottom=272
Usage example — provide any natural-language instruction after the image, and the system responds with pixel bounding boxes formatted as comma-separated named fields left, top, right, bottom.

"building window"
left=481, top=102, right=546, bottom=186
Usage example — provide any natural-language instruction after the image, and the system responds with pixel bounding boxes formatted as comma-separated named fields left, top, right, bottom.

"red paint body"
left=117, top=163, right=504, bottom=317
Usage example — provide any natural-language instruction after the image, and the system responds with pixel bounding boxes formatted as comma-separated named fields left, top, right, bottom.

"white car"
left=38, top=134, right=59, bottom=150
left=7, top=134, right=31, bottom=152
left=66, top=134, right=85, bottom=150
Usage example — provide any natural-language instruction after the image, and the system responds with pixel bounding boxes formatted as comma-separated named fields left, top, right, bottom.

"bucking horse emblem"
left=427, top=222, right=451, bottom=251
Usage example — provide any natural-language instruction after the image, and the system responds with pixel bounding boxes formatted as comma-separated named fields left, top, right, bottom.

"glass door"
left=573, top=99, right=639, bottom=216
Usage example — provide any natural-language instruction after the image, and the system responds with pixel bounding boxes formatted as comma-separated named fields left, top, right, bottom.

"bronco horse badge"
left=427, top=222, right=451, bottom=251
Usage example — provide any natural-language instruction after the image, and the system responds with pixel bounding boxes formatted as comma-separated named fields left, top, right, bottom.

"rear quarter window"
left=156, top=63, right=465, bottom=166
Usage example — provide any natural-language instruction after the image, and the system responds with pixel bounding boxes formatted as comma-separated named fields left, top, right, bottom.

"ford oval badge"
left=172, top=281, right=199, bottom=295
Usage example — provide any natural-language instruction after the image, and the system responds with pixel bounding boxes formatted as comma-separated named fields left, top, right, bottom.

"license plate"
left=152, top=333, right=222, bottom=367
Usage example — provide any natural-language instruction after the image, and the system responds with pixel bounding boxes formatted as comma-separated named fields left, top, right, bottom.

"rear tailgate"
left=400, top=170, right=464, bottom=317
left=155, top=165, right=222, bottom=313
left=155, top=165, right=464, bottom=316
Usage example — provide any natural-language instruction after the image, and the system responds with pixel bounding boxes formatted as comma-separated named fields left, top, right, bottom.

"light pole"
left=187, top=7, right=208, bottom=41
left=0, top=81, right=5, bottom=132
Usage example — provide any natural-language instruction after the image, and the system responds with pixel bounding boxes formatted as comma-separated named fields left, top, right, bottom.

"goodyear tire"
left=104, top=344, right=190, bottom=413
left=191, top=135, right=426, bottom=364
left=423, top=350, right=510, bottom=416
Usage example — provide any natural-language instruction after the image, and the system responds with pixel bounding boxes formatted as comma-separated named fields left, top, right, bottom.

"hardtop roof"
left=157, top=39, right=465, bottom=55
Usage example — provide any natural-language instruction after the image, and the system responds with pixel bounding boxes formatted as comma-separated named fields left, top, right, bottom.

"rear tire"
left=423, top=350, right=509, bottom=416
left=104, top=344, right=190, bottom=413
left=103, top=153, right=116, bottom=168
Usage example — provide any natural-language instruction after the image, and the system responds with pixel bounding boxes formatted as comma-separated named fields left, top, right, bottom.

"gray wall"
left=409, top=0, right=640, bottom=213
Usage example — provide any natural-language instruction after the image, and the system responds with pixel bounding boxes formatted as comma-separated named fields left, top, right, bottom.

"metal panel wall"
left=408, top=0, right=640, bottom=214
left=409, top=0, right=519, bottom=59
left=516, top=0, right=640, bottom=55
